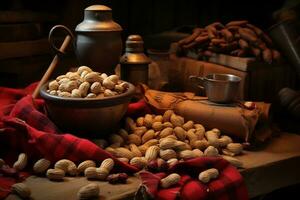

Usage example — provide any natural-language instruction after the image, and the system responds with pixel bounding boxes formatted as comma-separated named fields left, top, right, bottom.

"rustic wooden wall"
left=59, top=0, right=284, bottom=37
left=0, top=0, right=286, bottom=87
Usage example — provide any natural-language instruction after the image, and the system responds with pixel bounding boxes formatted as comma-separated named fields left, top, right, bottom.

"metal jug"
left=49, top=5, right=122, bottom=74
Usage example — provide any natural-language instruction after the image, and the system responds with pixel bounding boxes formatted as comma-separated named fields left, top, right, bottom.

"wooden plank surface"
left=5, top=133, right=300, bottom=200
left=239, top=133, right=300, bottom=198
left=208, top=53, right=256, bottom=72
left=6, top=176, right=142, bottom=200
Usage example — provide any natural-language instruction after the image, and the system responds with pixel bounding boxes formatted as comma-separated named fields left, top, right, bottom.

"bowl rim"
left=204, top=73, right=241, bottom=83
left=40, top=80, right=136, bottom=107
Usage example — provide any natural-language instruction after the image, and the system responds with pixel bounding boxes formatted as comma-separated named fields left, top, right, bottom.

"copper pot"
left=49, top=5, right=122, bottom=74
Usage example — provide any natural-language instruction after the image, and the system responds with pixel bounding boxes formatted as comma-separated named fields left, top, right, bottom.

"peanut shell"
left=33, top=158, right=51, bottom=174
left=160, top=173, right=181, bottom=188
left=11, top=183, right=31, bottom=198
left=77, top=183, right=99, bottom=200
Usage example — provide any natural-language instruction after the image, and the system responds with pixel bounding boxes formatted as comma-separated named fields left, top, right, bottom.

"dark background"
left=0, top=0, right=298, bottom=88
left=0, top=0, right=288, bottom=38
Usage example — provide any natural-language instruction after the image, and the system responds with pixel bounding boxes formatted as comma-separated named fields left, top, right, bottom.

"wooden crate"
left=166, top=52, right=296, bottom=102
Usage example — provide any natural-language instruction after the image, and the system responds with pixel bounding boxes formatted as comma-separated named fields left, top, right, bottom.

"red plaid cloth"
left=0, top=83, right=248, bottom=200
left=140, top=157, right=248, bottom=200
left=0, top=84, right=138, bottom=199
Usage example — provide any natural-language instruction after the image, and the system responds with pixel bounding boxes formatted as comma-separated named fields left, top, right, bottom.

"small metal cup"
left=190, top=74, right=241, bottom=103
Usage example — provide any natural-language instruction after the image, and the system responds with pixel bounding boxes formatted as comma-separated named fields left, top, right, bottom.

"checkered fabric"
left=140, top=157, right=248, bottom=200
left=0, top=83, right=248, bottom=200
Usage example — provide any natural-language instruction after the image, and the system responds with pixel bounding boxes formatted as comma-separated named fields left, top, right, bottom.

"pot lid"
left=85, top=5, right=111, bottom=11
left=120, top=35, right=151, bottom=64
left=76, top=5, right=122, bottom=32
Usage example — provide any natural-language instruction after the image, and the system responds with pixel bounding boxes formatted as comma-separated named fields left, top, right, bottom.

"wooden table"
left=6, top=133, right=300, bottom=200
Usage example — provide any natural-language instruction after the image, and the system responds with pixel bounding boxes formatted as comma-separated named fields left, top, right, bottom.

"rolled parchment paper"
left=143, top=87, right=271, bottom=142
left=175, top=100, right=259, bottom=141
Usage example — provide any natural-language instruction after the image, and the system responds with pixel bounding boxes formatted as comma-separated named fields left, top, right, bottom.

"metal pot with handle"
left=48, top=5, right=122, bottom=74
left=189, top=73, right=241, bottom=104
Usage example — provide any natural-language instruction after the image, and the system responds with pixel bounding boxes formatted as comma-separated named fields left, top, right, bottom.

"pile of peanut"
left=1, top=110, right=245, bottom=198
left=47, top=66, right=129, bottom=98
left=178, top=20, right=280, bottom=63
left=98, top=110, right=243, bottom=171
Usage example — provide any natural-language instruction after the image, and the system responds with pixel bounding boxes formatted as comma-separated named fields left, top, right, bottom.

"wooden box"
left=165, top=51, right=296, bottom=102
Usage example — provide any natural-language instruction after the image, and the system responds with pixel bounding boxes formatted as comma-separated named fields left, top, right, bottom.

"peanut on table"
left=2, top=110, right=245, bottom=199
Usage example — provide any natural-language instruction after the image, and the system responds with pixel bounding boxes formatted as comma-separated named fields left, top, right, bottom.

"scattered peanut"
left=221, top=155, right=243, bottom=168
left=218, top=135, right=233, bottom=147
left=199, top=168, right=219, bottom=183
left=13, top=153, right=28, bottom=171
left=204, top=146, right=219, bottom=156
left=162, top=110, right=174, bottom=122
left=84, top=167, right=98, bottom=179
left=142, top=130, right=156, bottom=144
left=77, top=183, right=99, bottom=200
left=145, top=146, right=160, bottom=161
left=183, top=121, right=194, bottom=130
left=11, top=183, right=31, bottom=199
left=33, top=158, right=51, bottom=174
left=136, top=117, right=144, bottom=127
left=160, top=149, right=177, bottom=160
left=192, top=149, right=204, bottom=157
left=160, top=173, right=181, bottom=188
left=170, top=114, right=184, bottom=127
left=95, top=167, right=110, bottom=180
left=118, top=157, right=129, bottom=163
left=129, top=144, right=143, bottom=157
left=144, top=114, right=153, bottom=128
left=77, top=160, right=96, bottom=174
left=46, top=168, right=65, bottom=181
left=178, top=150, right=196, bottom=160
left=54, top=159, right=77, bottom=176
left=226, top=143, right=243, bottom=155
left=99, top=158, right=114, bottom=173
left=167, top=158, right=179, bottom=168
left=114, top=148, right=134, bottom=160
left=130, top=157, right=147, bottom=169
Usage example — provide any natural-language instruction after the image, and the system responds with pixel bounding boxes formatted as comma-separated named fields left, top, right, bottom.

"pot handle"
left=48, top=25, right=74, bottom=56
left=189, top=75, right=204, bottom=89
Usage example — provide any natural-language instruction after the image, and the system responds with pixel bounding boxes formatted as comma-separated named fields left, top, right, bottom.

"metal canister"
left=120, top=35, right=151, bottom=85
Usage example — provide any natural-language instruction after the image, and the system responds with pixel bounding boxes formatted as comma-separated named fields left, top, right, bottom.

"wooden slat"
left=0, top=39, right=51, bottom=60
left=0, top=11, right=58, bottom=23
left=0, top=23, right=43, bottom=42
